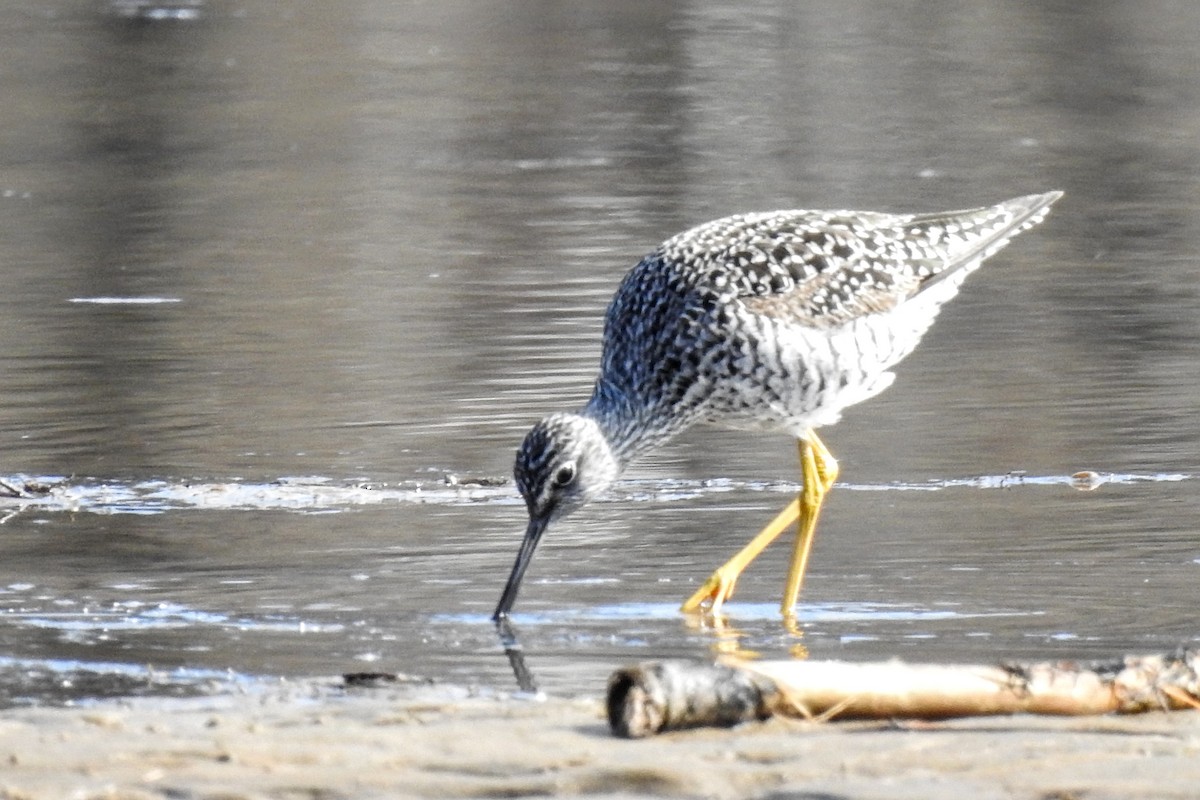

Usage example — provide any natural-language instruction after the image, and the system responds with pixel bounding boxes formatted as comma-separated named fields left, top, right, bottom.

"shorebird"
left=493, top=192, right=1061, bottom=620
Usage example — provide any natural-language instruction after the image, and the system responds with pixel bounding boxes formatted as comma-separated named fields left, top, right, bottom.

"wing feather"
left=656, top=193, right=1061, bottom=329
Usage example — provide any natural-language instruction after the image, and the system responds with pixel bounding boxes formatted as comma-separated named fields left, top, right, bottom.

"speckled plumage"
left=581, top=193, right=1061, bottom=459
left=496, top=192, right=1062, bottom=618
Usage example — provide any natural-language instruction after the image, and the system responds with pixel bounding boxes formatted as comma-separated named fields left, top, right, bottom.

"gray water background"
left=0, top=1, right=1197, bottom=702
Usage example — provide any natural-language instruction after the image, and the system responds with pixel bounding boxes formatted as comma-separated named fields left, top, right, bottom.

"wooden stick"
left=606, top=650, right=1200, bottom=738
left=607, top=661, right=781, bottom=738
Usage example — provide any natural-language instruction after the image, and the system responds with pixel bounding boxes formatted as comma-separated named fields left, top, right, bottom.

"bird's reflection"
left=683, top=610, right=810, bottom=660
left=782, top=613, right=811, bottom=660
left=494, top=610, right=808, bottom=693
left=494, top=616, right=540, bottom=695
left=683, top=610, right=759, bottom=657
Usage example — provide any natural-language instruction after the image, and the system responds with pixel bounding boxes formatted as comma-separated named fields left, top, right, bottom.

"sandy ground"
left=1, top=675, right=1198, bottom=800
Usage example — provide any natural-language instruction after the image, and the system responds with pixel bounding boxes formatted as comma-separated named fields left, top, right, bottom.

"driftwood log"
left=607, top=651, right=1200, bottom=738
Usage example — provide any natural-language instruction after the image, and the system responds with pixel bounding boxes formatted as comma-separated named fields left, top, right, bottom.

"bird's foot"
left=680, top=568, right=739, bottom=613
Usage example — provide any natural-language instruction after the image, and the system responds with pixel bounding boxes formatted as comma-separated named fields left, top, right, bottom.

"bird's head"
left=514, top=412, right=620, bottom=521
left=493, top=412, right=620, bottom=618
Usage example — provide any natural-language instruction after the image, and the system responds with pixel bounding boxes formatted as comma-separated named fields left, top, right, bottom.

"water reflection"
left=495, top=616, right=541, bottom=696
left=0, top=2, right=1197, bottom=699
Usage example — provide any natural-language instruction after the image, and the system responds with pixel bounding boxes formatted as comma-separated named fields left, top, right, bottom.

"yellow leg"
left=681, top=430, right=838, bottom=615
left=780, top=432, right=838, bottom=614
left=680, top=496, right=801, bottom=613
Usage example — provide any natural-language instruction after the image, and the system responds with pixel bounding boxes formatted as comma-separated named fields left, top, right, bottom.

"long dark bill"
left=493, top=514, right=550, bottom=620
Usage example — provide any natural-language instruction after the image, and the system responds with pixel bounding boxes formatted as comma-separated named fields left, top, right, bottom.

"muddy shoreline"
left=1, top=675, right=1197, bottom=799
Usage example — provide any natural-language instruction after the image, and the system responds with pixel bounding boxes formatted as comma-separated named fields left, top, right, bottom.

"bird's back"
left=588, top=193, right=1061, bottom=447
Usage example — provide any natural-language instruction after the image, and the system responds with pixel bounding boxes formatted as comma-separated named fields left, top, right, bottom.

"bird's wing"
left=729, top=211, right=929, bottom=329
left=668, top=193, right=1059, bottom=329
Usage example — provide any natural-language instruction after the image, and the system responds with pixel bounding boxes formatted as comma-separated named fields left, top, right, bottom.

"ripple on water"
left=0, top=471, right=1190, bottom=516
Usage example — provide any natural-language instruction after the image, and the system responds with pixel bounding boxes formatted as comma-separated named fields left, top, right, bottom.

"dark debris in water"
left=342, top=671, right=432, bottom=689
left=0, top=478, right=53, bottom=499
left=441, top=473, right=509, bottom=488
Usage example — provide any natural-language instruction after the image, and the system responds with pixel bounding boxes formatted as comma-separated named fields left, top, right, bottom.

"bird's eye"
left=552, top=463, right=576, bottom=488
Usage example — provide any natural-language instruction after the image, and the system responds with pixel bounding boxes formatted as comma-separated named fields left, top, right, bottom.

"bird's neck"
left=582, top=379, right=683, bottom=468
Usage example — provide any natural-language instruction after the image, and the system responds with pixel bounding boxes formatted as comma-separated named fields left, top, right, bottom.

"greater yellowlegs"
left=494, top=192, right=1062, bottom=620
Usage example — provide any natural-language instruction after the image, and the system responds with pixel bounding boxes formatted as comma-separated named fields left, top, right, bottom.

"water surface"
left=1, top=1, right=1199, bottom=702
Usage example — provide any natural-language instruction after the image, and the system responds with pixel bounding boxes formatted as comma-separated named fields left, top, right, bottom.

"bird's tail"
left=913, top=190, right=1063, bottom=296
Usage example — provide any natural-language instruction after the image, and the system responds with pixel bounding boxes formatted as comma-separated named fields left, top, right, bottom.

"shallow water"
left=1, top=1, right=1199, bottom=703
